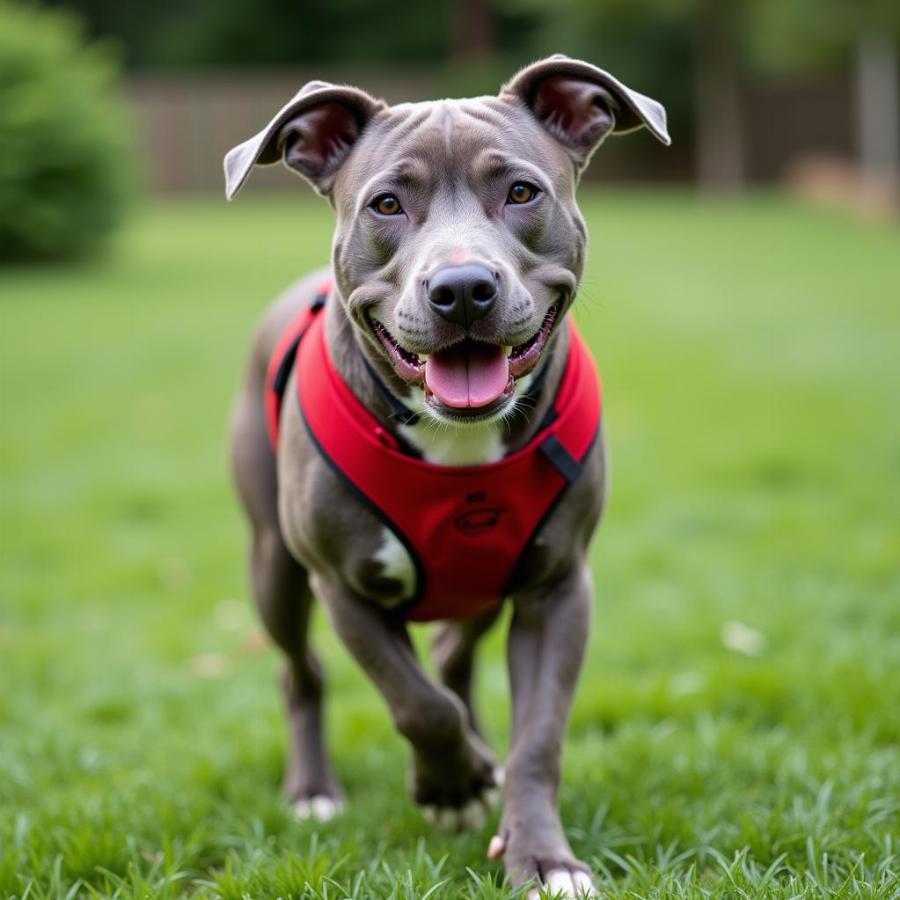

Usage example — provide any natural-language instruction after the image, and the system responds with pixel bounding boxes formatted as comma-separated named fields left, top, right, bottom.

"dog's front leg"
left=492, top=564, right=597, bottom=898
left=311, top=574, right=502, bottom=830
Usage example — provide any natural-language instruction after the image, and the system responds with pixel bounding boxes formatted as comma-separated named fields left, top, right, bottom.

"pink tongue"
left=425, top=342, right=510, bottom=408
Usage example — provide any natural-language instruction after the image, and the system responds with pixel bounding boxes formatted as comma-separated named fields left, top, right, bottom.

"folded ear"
left=223, top=80, right=386, bottom=199
left=501, top=55, right=670, bottom=171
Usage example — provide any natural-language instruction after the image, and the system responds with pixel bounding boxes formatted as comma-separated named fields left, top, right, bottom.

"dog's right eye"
left=371, top=194, right=403, bottom=216
left=507, top=182, right=539, bottom=204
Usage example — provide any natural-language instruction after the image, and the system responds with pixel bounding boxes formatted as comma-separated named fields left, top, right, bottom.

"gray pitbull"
left=226, top=55, right=668, bottom=898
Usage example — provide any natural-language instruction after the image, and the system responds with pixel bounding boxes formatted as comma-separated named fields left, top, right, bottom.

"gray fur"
left=227, top=55, right=667, bottom=896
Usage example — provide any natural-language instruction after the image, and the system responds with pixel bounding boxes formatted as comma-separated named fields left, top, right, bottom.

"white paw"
left=421, top=784, right=499, bottom=832
left=292, top=794, right=344, bottom=822
left=528, top=869, right=597, bottom=899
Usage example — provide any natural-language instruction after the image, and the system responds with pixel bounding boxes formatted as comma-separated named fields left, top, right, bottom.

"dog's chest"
left=354, top=429, right=504, bottom=608
left=398, top=419, right=505, bottom=466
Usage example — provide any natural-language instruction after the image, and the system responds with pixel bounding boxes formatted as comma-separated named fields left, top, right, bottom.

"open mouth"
left=369, top=304, right=558, bottom=415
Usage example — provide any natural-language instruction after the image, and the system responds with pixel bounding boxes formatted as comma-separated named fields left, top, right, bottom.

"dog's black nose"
left=427, top=264, right=498, bottom=327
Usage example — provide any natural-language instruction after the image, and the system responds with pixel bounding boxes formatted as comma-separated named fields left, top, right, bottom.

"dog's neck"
left=324, top=298, right=569, bottom=466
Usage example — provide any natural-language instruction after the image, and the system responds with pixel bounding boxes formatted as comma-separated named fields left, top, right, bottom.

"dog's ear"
left=223, top=80, right=386, bottom=199
left=502, top=55, right=670, bottom=172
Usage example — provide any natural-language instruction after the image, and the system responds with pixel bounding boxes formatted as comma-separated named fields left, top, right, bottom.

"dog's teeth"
left=417, top=353, right=428, bottom=363
left=503, top=345, right=513, bottom=358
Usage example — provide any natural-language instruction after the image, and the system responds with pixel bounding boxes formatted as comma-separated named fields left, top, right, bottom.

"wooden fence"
left=124, top=68, right=856, bottom=193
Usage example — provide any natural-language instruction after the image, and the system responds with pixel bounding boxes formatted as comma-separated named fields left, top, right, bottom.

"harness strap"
left=538, top=433, right=582, bottom=482
left=272, top=295, right=326, bottom=399
left=272, top=335, right=302, bottom=396
left=359, top=353, right=421, bottom=426
left=266, top=292, right=328, bottom=449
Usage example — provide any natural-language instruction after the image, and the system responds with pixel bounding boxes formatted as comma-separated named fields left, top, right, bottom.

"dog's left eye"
left=371, top=194, right=403, bottom=216
left=507, top=182, right=539, bottom=205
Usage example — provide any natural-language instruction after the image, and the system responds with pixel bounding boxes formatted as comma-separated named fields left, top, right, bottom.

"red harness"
left=265, top=291, right=601, bottom=622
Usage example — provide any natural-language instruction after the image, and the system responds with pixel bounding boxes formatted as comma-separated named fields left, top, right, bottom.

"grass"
left=1, top=189, right=898, bottom=899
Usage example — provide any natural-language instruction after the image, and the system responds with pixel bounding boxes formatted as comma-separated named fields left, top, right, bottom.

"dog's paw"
left=486, top=831, right=597, bottom=898
left=411, top=724, right=501, bottom=813
left=419, top=768, right=502, bottom=832
left=423, top=766, right=503, bottom=832
left=526, top=869, right=598, bottom=899
left=291, top=794, right=344, bottom=822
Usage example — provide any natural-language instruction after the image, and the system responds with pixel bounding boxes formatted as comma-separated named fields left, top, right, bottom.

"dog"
left=226, top=55, right=669, bottom=898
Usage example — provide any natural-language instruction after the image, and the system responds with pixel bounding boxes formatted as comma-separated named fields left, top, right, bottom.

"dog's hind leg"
left=231, top=382, right=342, bottom=819
left=431, top=607, right=502, bottom=740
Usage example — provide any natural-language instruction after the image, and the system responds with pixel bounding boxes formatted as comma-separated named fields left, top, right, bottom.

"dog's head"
left=225, top=56, right=669, bottom=424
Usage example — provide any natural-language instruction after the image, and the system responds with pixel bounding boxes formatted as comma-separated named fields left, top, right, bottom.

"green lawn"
left=1, top=191, right=898, bottom=899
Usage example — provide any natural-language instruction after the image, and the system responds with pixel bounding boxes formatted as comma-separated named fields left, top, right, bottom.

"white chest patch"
left=372, top=526, right=415, bottom=603
left=398, top=372, right=534, bottom=466
left=399, top=418, right=505, bottom=465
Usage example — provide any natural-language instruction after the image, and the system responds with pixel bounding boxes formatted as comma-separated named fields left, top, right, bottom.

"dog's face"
left=332, top=96, right=586, bottom=422
left=225, top=56, right=669, bottom=424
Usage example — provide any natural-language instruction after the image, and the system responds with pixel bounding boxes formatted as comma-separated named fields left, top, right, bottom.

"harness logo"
left=454, top=507, right=504, bottom=536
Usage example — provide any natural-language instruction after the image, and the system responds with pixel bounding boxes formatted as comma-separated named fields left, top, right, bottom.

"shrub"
left=0, top=4, right=134, bottom=263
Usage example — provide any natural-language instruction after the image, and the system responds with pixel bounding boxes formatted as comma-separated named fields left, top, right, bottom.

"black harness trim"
left=272, top=293, right=327, bottom=400
left=359, top=355, right=421, bottom=426
left=502, top=422, right=600, bottom=595
left=538, top=433, right=583, bottom=483
left=272, top=335, right=302, bottom=396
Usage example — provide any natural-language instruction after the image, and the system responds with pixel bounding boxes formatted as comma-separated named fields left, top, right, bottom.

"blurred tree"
left=0, top=4, right=133, bottom=262
left=505, top=0, right=751, bottom=191
left=496, top=0, right=694, bottom=177
left=452, top=0, right=495, bottom=61
left=508, top=0, right=899, bottom=190
left=39, top=0, right=898, bottom=188
left=38, top=0, right=542, bottom=68
left=40, top=0, right=450, bottom=66
left=692, top=0, right=745, bottom=191
left=750, top=0, right=900, bottom=182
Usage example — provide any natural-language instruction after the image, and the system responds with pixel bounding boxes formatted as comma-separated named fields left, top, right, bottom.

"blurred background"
left=94, top=0, right=898, bottom=205
left=2, top=0, right=899, bottom=255
left=1, top=1, right=899, bottom=897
